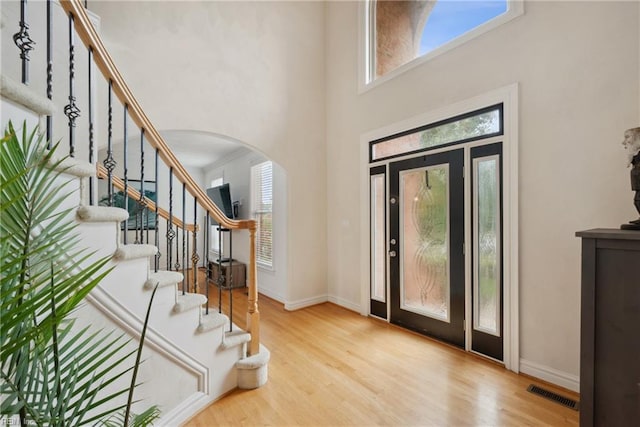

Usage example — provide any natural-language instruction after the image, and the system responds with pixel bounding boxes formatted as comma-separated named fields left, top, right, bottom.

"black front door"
left=389, top=149, right=465, bottom=348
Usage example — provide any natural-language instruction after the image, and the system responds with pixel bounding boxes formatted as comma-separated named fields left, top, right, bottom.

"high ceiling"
left=160, top=129, right=250, bottom=169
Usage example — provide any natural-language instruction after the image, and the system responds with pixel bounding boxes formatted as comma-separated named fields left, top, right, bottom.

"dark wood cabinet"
left=576, top=229, right=640, bottom=426
left=208, top=260, right=246, bottom=289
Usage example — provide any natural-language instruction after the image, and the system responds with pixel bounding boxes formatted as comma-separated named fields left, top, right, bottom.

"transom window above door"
left=370, top=104, right=503, bottom=162
left=366, top=0, right=523, bottom=84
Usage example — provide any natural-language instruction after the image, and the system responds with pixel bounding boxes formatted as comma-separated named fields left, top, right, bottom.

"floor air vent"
left=527, top=384, right=579, bottom=411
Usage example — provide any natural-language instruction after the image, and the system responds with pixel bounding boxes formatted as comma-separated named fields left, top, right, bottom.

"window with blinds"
left=209, top=177, right=224, bottom=254
left=251, top=161, right=273, bottom=268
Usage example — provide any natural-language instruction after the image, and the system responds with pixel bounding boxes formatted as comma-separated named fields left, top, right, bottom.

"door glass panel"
left=371, top=174, right=386, bottom=302
left=399, top=165, right=450, bottom=321
left=473, top=156, right=501, bottom=335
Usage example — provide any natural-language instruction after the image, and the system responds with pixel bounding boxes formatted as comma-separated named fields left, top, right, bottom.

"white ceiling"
left=160, top=129, right=249, bottom=169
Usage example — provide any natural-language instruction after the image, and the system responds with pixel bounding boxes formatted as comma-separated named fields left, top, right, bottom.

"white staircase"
left=2, top=72, right=269, bottom=426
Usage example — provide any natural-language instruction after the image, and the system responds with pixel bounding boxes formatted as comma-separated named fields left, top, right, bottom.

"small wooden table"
left=208, top=260, right=246, bottom=289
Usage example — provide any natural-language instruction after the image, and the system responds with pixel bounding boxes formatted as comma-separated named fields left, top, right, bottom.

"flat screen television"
left=206, top=183, right=234, bottom=219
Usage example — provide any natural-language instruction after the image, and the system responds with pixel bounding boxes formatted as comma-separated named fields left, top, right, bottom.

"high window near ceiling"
left=368, top=0, right=521, bottom=83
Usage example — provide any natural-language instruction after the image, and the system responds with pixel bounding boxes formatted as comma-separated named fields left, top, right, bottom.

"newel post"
left=247, top=223, right=260, bottom=356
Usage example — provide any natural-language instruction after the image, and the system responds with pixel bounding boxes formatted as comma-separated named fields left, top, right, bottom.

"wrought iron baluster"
left=88, top=47, right=94, bottom=204
left=182, top=184, right=186, bottom=291
left=138, top=209, right=143, bottom=243
left=154, top=149, right=160, bottom=272
left=154, top=148, right=161, bottom=273
left=104, top=80, right=116, bottom=206
left=192, top=198, right=200, bottom=296
left=138, top=129, right=146, bottom=244
left=46, top=0, right=53, bottom=147
left=176, top=217, right=181, bottom=287
left=204, top=214, right=209, bottom=270
left=166, top=218, right=172, bottom=273
left=64, top=12, right=81, bottom=157
left=146, top=203, right=151, bottom=244
left=186, top=222, right=190, bottom=293
left=167, top=167, right=175, bottom=274
left=14, top=0, right=35, bottom=85
left=143, top=207, right=149, bottom=244
left=229, top=231, right=233, bottom=332
left=205, top=213, right=210, bottom=315
left=123, top=104, right=129, bottom=244
left=217, top=225, right=222, bottom=314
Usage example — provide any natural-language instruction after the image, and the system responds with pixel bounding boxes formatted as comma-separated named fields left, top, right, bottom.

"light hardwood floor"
left=187, top=283, right=579, bottom=426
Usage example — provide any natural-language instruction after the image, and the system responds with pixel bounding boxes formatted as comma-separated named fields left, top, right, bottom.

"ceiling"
left=160, top=129, right=250, bottom=169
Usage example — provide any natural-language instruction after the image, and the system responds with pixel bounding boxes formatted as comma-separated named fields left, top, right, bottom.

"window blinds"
left=251, top=161, right=273, bottom=267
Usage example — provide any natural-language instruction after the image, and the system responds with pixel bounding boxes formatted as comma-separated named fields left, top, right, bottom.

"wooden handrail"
left=97, top=165, right=198, bottom=232
left=60, top=0, right=260, bottom=355
left=60, top=1, right=253, bottom=232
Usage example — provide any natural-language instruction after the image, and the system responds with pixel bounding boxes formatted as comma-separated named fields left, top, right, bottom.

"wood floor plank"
left=187, top=286, right=579, bottom=426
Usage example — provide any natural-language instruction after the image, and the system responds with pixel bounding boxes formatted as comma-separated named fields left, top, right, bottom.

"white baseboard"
left=328, top=294, right=362, bottom=313
left=284, top=294, right=328, bottom=311
left=257, top=287, right=285, bottom=304
left=156, top=391, right=212, bottom=426
left=519, top=358, right=579, bottom=392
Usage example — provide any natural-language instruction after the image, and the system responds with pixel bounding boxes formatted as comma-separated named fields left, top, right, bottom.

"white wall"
left=204, top=149, right=288, bottom=302
left=326, top=0, right=639, bottom=384
left=89, top=0, right=327, bottom=308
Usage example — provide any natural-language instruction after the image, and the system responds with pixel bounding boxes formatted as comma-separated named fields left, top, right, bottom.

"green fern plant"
left=0, top=122, right=160, bottom=426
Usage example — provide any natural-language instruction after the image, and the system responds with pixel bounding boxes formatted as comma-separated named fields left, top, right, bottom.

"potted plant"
left=1, top=122, right=159, bottom=426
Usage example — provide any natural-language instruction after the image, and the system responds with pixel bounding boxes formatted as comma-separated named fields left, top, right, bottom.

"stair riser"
left=97, top=258, right=153, bottom=311
left=1, top=97, right=42, bottom=134
left=155, top=306, right=228, bottom=360
left=238, top=365, right=269, bottom=390
left=76, top=222, right=120, bottom=259
left=211, top=345, right=246, bottom=397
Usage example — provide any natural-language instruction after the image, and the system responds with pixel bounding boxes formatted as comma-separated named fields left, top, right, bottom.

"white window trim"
left=358, top=0, right=525, bottom=93
left=359, top=83, right=519, bottom=373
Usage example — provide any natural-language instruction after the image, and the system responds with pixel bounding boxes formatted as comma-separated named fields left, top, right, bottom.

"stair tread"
left=221, top=330, right=252, bottom=349
left=1, top=74, right=56, bottom=115
left=47, top=154, right=95, bottom=178
left=173, top=293, right=207, bottom=313
left=197, top=312, right=229, bottom=333
left=236, top=344, right=270, bottom=369
left=113, top=244, right=158, bottom=261
left=145, top=270, right=183, bottom=289
left=77, top=206, right=129, bottom=223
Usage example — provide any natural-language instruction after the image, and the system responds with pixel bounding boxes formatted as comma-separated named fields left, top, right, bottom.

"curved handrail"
left=60, top=0, right=260, bottom=356
left=97, top=165, right=198, bottom=232
left=60, top=0, right=254, bottom=232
